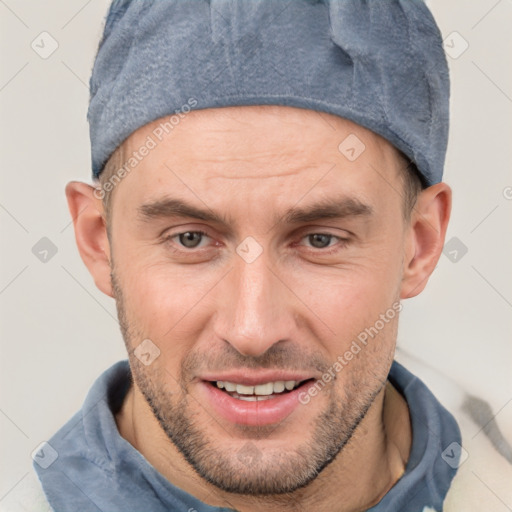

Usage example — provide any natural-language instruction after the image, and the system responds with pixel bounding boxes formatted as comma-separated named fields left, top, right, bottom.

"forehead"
left=111, top=105, right=402, bottom=217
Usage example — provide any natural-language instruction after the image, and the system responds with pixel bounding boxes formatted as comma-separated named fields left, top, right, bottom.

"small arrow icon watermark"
left=134, top=338, right=160, bottom=366
left=236, top=236, right=263, bottom=264
left=338, top=134, right=366, bottom=162
left=31, top=31, right=59, bottom=59
left=443, top=31, right=469, bottom=59
left=443, top=236, right=468, bottom=263
left=441, top=441, right=468, bottom=468
left=237, top=442, right=262, bottom=467
left=31, top=441, right=59, bottom=469
left=32, top=237, right=58, bottom=263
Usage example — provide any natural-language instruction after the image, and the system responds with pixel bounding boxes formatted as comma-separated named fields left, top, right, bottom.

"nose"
left=213, top=247, right=298, bottom=357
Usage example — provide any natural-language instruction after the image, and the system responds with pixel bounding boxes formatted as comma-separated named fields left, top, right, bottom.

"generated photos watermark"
left=93, top=98, right=198, bottom=200
left=298, top=301, right=402, bottom=405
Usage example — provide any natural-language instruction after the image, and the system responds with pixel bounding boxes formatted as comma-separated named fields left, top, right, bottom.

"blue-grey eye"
left=178, top=231, right=204, bottom=248
left=307, top=234, right=334, bottom=249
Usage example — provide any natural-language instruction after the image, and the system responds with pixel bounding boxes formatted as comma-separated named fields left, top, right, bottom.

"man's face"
left=108, top=106, right=409, bottom=494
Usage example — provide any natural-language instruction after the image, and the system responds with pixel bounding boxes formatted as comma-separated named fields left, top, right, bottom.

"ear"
left=400, top=182, right=452, bottom=299
left=65, top=181, right=113, bottom=298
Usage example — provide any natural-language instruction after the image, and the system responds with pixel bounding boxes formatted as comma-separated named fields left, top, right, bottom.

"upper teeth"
left=216, top=380, right=299, bottom=395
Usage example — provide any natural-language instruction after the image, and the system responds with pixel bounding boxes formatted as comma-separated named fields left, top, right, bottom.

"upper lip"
left=199, top=370, right=316, bottom=386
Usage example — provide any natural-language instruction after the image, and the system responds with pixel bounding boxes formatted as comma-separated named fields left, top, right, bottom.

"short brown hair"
left=396, top=151, right=425, bottom=219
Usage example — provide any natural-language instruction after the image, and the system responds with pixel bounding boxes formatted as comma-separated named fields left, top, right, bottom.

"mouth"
left=208, top=379, right=312, bottom=401
left=199, top=377, right=317, bottom=426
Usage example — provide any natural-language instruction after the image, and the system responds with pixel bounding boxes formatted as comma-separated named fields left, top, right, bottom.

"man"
left=18, top=1, right=509, bottom=511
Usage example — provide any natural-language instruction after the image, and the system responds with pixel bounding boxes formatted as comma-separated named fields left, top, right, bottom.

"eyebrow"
left=137, top=196, right=373, bottom=227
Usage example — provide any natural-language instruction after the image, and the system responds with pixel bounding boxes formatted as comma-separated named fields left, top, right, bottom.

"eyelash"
left=162, top=230, right=348, bottom=255
left=164, top=230, right=211, bottom=251
left=295, top=233, right=349, bottom=254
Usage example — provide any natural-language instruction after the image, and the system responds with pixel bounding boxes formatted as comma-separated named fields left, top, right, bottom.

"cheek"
left=289, top=250, right=402, bottom=361
left=297, top=259, right=401, bottom=324
left=119, top=259, right=221, bottom=341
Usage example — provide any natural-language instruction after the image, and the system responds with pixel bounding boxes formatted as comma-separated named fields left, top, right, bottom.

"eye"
left=302, top=233, right=343, bottom=250
left=167, top=230, right=210, bottom=249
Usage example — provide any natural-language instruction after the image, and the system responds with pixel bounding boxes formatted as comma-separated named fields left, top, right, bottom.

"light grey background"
left=1, top=0, right=511, bottom=505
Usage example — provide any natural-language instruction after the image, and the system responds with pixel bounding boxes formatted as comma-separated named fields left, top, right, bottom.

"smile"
left=199, top=378, right=316, bottom=426
left=214, top=380, right=304, bottom=401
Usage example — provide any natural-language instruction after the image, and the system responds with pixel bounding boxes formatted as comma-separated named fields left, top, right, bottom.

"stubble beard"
left=111, top=268, right=387, bottom=496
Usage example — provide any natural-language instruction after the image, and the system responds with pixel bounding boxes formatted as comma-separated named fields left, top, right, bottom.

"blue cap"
left=88, top=0, right=449, bottom=186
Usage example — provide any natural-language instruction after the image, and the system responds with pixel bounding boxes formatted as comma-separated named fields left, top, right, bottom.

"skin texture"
left=66, top=105, right=451, bottom=512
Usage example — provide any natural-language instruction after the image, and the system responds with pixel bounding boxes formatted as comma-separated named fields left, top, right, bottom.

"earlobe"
left=65, top=181, right=114, bottom=298
left=400, top=183, right=452, bottom=299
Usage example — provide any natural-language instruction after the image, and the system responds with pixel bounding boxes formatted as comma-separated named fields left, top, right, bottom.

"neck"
left=116, top=380, right=411, bottom=512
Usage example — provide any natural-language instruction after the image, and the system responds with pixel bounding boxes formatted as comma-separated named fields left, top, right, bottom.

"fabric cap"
left=88, top=0, right=450, bottom=186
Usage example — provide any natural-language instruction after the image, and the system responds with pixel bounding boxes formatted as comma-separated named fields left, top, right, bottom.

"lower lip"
left=198, top=381, right=313, bottom=426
